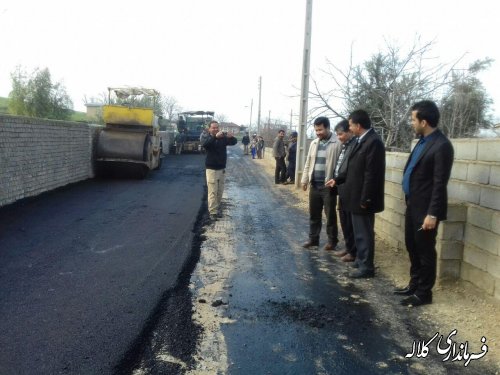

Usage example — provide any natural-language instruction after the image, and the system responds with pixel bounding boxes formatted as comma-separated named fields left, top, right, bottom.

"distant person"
left=301, top=117, right=341, bottom=251
left=257, top=136, right=265, bottom=159
left=242, top=132, right=250, bottom=155
left=395, top=100, right=454, bottom=306
left=272, top=129, right=287, bottom=184
left=340, top=110, right=385, bottom=278
left=325, top=120, right=357, bottom=262
left=286, top=131, right=298, bottom=184
left=251, top=134, right=257, bottom=159
left=175, top=130, right=186, bottom=155
left=200, top=120, right=238, bottom=220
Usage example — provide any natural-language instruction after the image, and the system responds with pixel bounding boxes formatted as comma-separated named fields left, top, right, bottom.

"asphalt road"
left=0, top=154, right=206, bottom=375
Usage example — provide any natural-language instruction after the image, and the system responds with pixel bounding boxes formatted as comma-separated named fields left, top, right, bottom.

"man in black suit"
left=340, top=110, right=385, bottom=278
left=395, top=100, right=454, bottom=306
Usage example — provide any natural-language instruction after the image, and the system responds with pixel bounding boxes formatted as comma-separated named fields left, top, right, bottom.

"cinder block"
left=467, top=162, right=490, bottom=184
left=446, top=201, right=467, bottom=222
left=462, top=243, right=488, bottom=271
left=461, top=261, right=495, bottom=295
left=467, top=205, right=493, bottom=231
left=437, top=240, right=463, bottom=260
left=477, top=139, right=500, bottom=162
left=487, top=254, right=500, bottom=279
left=437, top=259, right=461, bottom=280
left=452, top=139, right=478, bottom=160
left=439, top=221, right=464, bottom=241
left=490, top=165, right=500, bottom=187
left=464, top=224, right=499, bottom=256
left=448, top=180, right=481, bottom=205
left=492, top=212, right=500, bottom=236
left=479, top=185, right=500, bottom=211
left=450, top=161, right=468, bottom=181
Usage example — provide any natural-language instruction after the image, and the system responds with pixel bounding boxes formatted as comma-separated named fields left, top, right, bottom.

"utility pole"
left=295, top=0, right=313, bottom=187
left=290, top=109, right=293, bottom=131
left=257, top=76, right=262, bottom=135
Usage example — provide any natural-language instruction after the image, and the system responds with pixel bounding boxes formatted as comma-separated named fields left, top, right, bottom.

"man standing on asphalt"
left=200, top=120, right=237, bottom=221
left=301, top=117, right=342, bottom=251
left=325, top=120, right=357, bottom=262
left=272, top=129, right=287, bottom=184
left=242, top=132, right=250, bottom=155
left=340, top=110, right=385, bottom=278
left=395, top=100, right=454, bottom=306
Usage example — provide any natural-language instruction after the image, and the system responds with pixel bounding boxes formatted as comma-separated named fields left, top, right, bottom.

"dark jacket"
left=341, top=128, right=385, bottom=214
left=287, top=141, right=297, bottom=165
left=242, top=135, right=250, bottom=145
left=404, top=129, right=454, bottom=221
left=201, top=133, right=237, bottom=170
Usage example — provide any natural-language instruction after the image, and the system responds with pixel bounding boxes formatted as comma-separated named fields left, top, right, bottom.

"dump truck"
left=176, top=111, right=214, bottom=153
left=95, top=87, right=162, bottom=178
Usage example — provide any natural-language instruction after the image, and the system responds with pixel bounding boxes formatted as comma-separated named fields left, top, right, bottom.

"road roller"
left=95, top=87, right=162, bottom=178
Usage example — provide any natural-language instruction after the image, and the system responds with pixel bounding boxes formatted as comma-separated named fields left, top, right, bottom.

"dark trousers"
left=309, top=185, right=338, bottom=245
left=351, top=213, right=375, bottom=273
left=338, top=200, right=356, bottom=256
left=275, top=157, right=287, bottom=183
left=405, top=204, right=438, bottom=299
left=287, top=162, right=296, bottom=182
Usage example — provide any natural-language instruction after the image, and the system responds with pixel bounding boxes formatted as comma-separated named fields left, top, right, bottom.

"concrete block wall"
left=376, top=138, right=500, bottom=300
left=0, top=114, right=99, bottom=207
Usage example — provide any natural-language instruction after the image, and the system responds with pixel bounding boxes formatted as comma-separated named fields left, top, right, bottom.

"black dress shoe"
left=400, top=294, right=432, bottom=307
left=393, top=285, right=416, bottom=296
left=348, top=270, right=374, bottom=279
left=302, top=240, right=319, bottom=249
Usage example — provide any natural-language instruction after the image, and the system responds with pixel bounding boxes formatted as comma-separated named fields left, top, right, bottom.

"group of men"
left=201, top=99, right=454, bottom=307
left=272, top=129, right=298, bottom=184
left=299, top=100, right=454, bottom=306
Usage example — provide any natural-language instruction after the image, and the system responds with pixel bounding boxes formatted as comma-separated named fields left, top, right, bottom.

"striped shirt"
left=312, top=135, right=331, bottom=183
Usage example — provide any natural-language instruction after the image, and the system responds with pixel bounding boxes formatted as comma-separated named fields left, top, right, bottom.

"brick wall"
left=0, top=115, right=101, bottom=207
left=376, top=138, right=500, bottom=300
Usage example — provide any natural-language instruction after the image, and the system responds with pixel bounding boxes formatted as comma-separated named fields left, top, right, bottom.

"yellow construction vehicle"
left=95, top=87, right=162, bottom=178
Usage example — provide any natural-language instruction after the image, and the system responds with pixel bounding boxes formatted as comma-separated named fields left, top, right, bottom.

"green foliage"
left=0, top=97, right=9, bottom=113
left=8, top=66, right=73, bottom=120
left=440, top=58, right=494, bottom=138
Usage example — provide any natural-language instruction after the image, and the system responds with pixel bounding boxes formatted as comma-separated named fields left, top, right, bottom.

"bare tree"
left=309, top=37, right=474, bottom=150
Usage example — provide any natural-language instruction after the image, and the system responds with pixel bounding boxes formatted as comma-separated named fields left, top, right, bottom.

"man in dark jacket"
left=326, top=120, right=357, bottom=262
left=286, top=131, right=298, bottom=183
left=200, top=120, right=237, bottom=220
left=242, top=132, right=250, bottom=155
left=340, top=110, right=385, bottom=278
left=272, top=129, right=287, bottom=184
left=395, top=100, right=454, bottom=306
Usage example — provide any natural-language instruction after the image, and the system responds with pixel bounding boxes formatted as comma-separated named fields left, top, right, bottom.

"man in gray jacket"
left=272, top=129, right=287, bottom=184
left=301, top=117, right=342, bottom=250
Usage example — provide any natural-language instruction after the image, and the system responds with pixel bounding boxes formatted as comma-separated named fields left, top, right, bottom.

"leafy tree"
left=8, top=66, right=73, bottom=120
left=439, top=59, right=494, bottom=138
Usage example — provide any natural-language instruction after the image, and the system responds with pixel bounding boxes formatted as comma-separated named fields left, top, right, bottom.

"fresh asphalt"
left=0, top=154, right=205, bottom=374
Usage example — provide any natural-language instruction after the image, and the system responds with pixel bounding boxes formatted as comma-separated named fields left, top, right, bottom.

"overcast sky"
left=1, top=0, right=499, bottom=126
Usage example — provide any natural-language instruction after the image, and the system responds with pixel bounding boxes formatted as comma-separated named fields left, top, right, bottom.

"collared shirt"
left=334, top=136, right=355, bottom=178
left=402, top=130, right=439, bottom=196
left=356, top=128, right=373, bottom=143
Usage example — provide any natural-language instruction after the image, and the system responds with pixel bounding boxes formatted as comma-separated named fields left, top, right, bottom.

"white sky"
left=1, top=0, right=499, bottom=125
